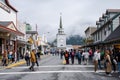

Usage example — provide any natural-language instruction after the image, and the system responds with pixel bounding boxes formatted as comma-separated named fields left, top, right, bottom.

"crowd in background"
left=51, top=48, right=120, bottom=78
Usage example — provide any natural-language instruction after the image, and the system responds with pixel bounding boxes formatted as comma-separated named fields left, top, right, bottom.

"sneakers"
left=95, top=71, right=99, bottom=73
left=119, top=76, right=120, bottom=78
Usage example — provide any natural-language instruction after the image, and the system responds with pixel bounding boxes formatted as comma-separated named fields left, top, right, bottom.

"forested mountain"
left=66, top=35, right=85, bottom=45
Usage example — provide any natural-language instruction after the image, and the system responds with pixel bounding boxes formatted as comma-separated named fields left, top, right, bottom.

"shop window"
left=108, top=26, right=111, bottom=31
left=98, top=32, right=100, bottom=40
left=104, top=30, right=106, bottom=36
left=119, top=17, right=120, bottom=25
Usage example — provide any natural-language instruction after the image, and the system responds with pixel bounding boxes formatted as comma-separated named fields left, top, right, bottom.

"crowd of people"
left=1, top=47, right=120, bottom=78
left=24, top=49, right=41, bottom=71
left=1, top=49, right=41, bottom=71
left=2, top=50, right=19, bottom=66
left=57, top=48, right=120, bottom=78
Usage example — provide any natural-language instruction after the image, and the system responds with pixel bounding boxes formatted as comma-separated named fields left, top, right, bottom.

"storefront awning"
left=105, top=25, right=120, bottom=43
left=0, top=21, right=24, bottom=36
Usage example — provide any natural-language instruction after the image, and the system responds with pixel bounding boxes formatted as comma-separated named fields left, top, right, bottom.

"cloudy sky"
left=10, top=0, right=120, bottom=42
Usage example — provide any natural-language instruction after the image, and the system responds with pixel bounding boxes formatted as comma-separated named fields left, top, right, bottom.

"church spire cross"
left=59, top=13, right=62, bottom=29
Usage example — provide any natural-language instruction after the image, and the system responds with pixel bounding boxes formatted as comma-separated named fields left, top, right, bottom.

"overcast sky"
left=10, top=0, right=120, bottom=42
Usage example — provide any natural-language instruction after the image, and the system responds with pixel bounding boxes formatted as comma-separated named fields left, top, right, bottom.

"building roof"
left=105, top=25, right=120, bottom=42
left=85, top=27, right=97, bottom=33
left=92, top=12, right=120, bottom=35
left=5, top=0, right=18, bottom=12
left=26, top=31, right=38, bottom=34
left=0, top=21, right=11, bottom=27
left=0, top=21, right=24, bottom=36
left=106, top=9, right=120, bottom=13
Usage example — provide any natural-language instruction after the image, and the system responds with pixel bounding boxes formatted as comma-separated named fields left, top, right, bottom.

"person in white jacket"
left=82, top=50, right=89, bottom=65
left=93, top=49, right=100, bottom=72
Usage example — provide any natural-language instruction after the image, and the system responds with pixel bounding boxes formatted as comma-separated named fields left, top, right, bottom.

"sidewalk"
left=0, top=54, right=50, bottom=70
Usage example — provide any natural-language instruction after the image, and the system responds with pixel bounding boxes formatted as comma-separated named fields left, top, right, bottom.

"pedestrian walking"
left=70, top=49, right=75, bottom=64
left=60, top=50, right=64, bottom=59
left=25, top=50, right=30, bottom=66
left=29, top=49, right=36, bottom=71
left=2, top=50, right=8, bottom=66
left=110, top=49, right=117, bottom=73
left=82, top=50, right=89, bottom=65
left=36, top=50, right=41, bottom=60
left=93, top=49, right=99, bottom=72
left=35, top=52, right=39, bottom=66
left=76, top=50, right=82, bottom=64
left=64, top=50, right=69, bottom=64
left=116, top=49, right=120, bottom=78
left=104, top=50, right=112, bottom=76
left=98, top=49, right=102, bottom=69
left=89, top=49, right=93, bottom=61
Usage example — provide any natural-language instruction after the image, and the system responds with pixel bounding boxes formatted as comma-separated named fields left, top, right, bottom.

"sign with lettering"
left=0, top=2, right=10, bottom=13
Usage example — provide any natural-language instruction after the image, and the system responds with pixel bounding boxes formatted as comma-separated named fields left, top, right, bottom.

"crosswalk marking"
left=13, top=65, right=94, bottom=69
left=0, top=70, right=105, bottom=75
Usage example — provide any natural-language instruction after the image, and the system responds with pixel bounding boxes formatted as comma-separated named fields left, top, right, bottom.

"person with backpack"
left=64, top=50, right=69, bottom=64
left=25, top=50, right=30, bottom=66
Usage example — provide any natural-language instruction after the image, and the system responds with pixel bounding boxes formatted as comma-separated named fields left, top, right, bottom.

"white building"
left=16, top=21, right=26, bottom=58
left=92, top=9, right=120, bottom=44
left=56, top=14, right=66, bottom=50
left=0, top=0, right=17, bottom=26
left=0, top=0, right=24, bottom=59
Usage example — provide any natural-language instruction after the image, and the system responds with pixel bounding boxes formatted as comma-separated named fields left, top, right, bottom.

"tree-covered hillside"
left=66, top=35, right=84, bottom=45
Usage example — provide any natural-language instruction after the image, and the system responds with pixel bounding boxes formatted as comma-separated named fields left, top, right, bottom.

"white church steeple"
left=58, top=13, right=65, bottom=35
left=56, top=13, right=66, bottom=49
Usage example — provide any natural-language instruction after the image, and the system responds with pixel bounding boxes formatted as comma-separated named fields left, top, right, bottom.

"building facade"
left=92, top=9, right=120, bottom=44
left=85, top=9, right=120, bottom=50
left=85, top=27, right=97, bottom=45
left=0, top=0, right=24, bottom=60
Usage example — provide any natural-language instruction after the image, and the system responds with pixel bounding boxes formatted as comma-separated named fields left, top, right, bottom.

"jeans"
left=98, top=60, right=102, bottom=69
left=118, top=62, right=120, bottom=74
left=29, top=62, right=35, bottom=71
left=78, top=58, right=81, bottom=64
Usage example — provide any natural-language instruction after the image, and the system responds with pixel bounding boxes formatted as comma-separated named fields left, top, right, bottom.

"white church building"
left=56, top=14, right=66, bottom=50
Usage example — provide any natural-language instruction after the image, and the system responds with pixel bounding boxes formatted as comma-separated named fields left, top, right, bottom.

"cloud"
left=9, top=0, right=120, bottom=42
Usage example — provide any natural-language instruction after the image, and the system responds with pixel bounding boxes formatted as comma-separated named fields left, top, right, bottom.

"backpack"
left=65, top=53, right=68, bottom=57
left=25, top=52, right=29, bottom=58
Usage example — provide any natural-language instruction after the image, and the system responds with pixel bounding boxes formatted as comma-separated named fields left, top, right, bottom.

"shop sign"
left=0, top=2, right=10, bottom=13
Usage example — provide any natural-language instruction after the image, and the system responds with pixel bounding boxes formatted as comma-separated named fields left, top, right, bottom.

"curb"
left=5, top=60, right=26, bottom=69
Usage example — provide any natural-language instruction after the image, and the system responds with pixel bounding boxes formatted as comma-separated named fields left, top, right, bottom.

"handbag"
left=113, top=59, right=117, bottom=64
left=62, top=60, right=66, bottom=65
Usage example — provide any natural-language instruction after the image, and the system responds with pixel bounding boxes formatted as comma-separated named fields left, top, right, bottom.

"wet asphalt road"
left=0, top=55, right=119, bottom=80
